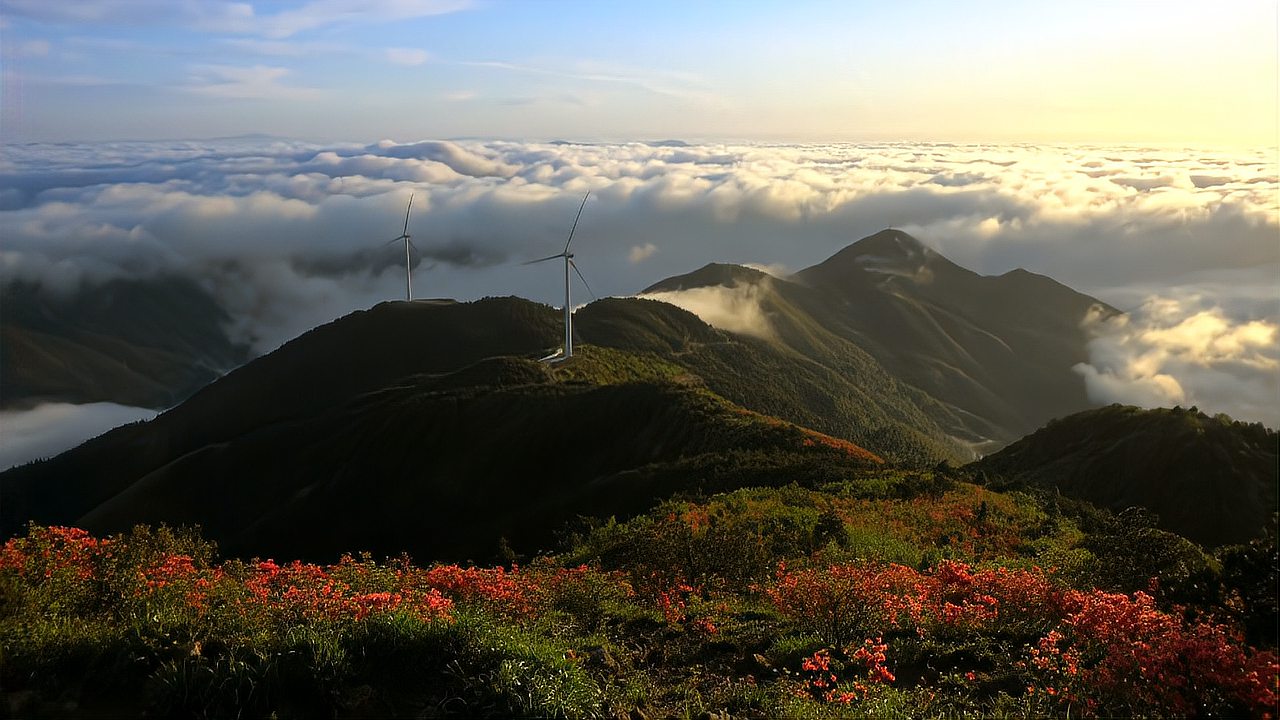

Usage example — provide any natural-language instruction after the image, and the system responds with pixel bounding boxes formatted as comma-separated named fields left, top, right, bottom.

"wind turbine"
left=523, top=192, right=595, bottom=360
left=385, top=194, right=416, bottom=301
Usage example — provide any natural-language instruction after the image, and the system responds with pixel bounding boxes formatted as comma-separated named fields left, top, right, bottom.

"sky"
left=0, top=0, right=1277, bottom=146
left=0, top=1, right=1277, bottom=465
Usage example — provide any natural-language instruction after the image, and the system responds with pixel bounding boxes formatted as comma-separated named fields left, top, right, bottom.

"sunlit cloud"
left=628, top=242, right=657, bottom=263
left=1, top=138, right=1275, bottom=423
left=642, top=284, right=777, bottom=341
left=1075, top=299, right=1280, bottom=427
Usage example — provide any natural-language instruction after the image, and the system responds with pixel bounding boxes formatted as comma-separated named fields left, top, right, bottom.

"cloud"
left=0, top=402, right=157, bottom=470
left=642, top=283, right=776, bottom=341
left=183, top=64, right=322, bottom=99
left=386, top=47, right=429, bottom=66
left=458, top=59, right=717, bottom=103
left=0, top=0, right=473, bottom=38
left=1074, top=298, right=1280, bottom=427
left=0, top=138, right=1275, bottom=423
left=743, top=262, right=789, bottom=277
left=628, top=242, right=657, bottom=263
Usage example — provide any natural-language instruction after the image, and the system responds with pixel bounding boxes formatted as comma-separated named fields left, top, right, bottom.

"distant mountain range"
left=5, top=229, right=1270, bottom=559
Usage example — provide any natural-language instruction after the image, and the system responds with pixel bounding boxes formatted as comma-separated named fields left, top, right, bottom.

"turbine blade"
left=384, top=235, right=406, bottom=246
left=521, top=253, right=564, bottom=265
left=569, top=259, right=596, bottom=300
left=403, top=193, right=414, bottom=236
left=562, top=191, right=590, bottom=254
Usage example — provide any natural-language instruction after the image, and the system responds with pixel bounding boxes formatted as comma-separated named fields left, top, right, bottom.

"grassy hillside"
left=7, top=344, right=883, bottom=562
left=4, top=471, right=1273, bottom=718
left=972, top=404, right=1278, bottom=547
left=2, top=294, right=968, bottom=545
left=577, top=297, right=966, bottom=465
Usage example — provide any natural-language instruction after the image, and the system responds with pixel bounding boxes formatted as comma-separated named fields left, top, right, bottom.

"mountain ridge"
left=973, top=404, right=1278, bottom=546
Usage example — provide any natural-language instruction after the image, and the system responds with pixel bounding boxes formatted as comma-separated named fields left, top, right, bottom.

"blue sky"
left=1, top=0, right=1275, bottom=145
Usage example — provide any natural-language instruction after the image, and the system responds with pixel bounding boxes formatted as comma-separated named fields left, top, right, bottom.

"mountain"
left=4, top=336, right=880, bottom=561
left=0, top=278, right=248, bottom=409
left=972, top=404, right=1278, bottom=547
left=644, top=229, right=1117, bottom=452
left=0, top=297, right=564, bottom=540
left=1, top=293, right=966, bottom=558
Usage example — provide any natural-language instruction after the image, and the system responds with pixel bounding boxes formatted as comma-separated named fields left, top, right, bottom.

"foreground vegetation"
left=3, top=473, right=1276, bottom=718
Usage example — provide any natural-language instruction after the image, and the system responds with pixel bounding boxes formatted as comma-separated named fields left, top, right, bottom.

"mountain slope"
left=577, top=297, right=965, bottom=464
left=1, top=294, right=964, bottom=549
left=0, top=297, right=565, bottom=535
left=13, top=347, right=881, bottom=561
left=644, top=229, right=1116, bottom=451
left=972, top=404, right=1278, bottom=546
left=1, top=278, right=249, bottom=409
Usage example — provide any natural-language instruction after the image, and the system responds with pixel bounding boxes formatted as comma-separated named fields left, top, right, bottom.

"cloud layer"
left=1075, top=298, right=1280, bottom=427
left=1, top=138, right=1276, bottom=423
left=0, top=403, right=157, bottom=471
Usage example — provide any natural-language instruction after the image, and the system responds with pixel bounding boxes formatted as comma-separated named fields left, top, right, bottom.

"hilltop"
left=1, top=309, right=887, bottom=560
left=973, top=404, right=1278, bottom=546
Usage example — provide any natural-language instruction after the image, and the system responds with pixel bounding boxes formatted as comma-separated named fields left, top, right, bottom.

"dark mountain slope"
left=7, top=293, right=966, bottom=552
left=1, top=297, right=563, bottom=534
left=972, top=404, right=1278, bottom=547
left=1, top=278, right=249, bottom=409
left=68, top=349, right=880, bottom=561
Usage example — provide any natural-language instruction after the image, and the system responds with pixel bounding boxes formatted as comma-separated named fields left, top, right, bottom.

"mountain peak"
left=850, top=228, right=930, bottom=257
left=800, top=228, right=952, bottom=284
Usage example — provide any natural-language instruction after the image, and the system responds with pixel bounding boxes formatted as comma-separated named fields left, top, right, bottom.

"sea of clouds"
left=2, top=138, right=1276, bottom=462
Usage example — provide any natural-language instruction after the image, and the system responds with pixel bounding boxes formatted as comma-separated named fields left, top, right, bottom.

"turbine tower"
left=523, top=192, right=595, bottom=360
left=386, top=194, right=416, bottom=301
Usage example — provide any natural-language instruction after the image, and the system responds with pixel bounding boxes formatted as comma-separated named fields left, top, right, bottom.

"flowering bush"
left=769, top=558, right=1279, bottom=717
left=1028, top=588, right=1279, bottom=717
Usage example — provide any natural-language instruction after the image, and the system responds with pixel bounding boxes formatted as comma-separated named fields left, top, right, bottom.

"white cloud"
left=742, top=262, right=790, bottom=278
left=642, top=283, right=776, bottom=341
left=0, top=0, right=472, bottom=38
left=386, top=47, right=429, bottom=66
left=1074, top=298, right=1280, bottom=426
left=0, top=138, right=1275, bottom=421
left=0, top=403, right=157, bottom=470
left=628, top=242, right=657, bottom=263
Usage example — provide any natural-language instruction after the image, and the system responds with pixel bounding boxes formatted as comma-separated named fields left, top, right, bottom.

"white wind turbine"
left=384, top=193, right=417, bottom=301
left=523, top=192, right=596, bottom=360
